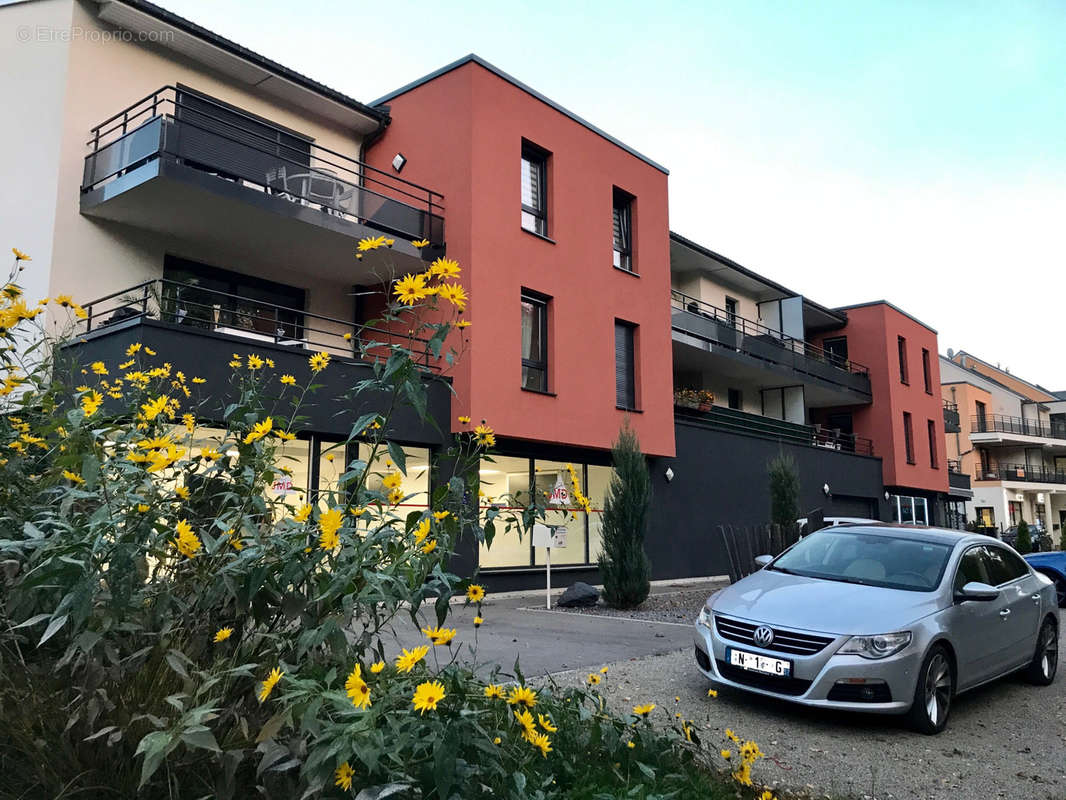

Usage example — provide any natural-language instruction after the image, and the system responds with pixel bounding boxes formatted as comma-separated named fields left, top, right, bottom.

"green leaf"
left=136, top=730, right=174, bottom=787
left=12, top=613, right=50, bottom=629
left=181, top=727, right=220, bottom=753
left=636, top=762, right=656, bottom=781
left=38, top=614, right=68, bottom=646
left=387, top=441, right=407, bottom=474
left=165, top=650, right=189, bottom=678
left=256, top=708, right=290, bottom=744
left=22, top=521, right=44, bottom=539
left=349, top=413, right=378, bottom=438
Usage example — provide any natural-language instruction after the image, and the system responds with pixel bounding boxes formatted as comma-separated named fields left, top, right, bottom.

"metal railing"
left=971, top=414, right=1066, bottom=441
left=943, top=401, right=961, bottom=432
left=670, top=291, right=869, bottom=377
left=946, top=458, right=962, bottom=474
left=676, top=405, right=874, bottom=456
left=975, top=462, right=1066, bottom=485
left=75, top=279, right=442, bottom=371
left=81, top=86, right=444, bottom=244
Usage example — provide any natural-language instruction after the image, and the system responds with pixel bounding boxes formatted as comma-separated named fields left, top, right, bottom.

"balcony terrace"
left=675, top=405, right=874, bottom=456
left=976, top=461, right=1066, bottom=486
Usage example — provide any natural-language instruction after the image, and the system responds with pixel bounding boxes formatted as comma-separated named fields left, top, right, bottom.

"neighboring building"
left=941, top=351, right=1066, bottom=538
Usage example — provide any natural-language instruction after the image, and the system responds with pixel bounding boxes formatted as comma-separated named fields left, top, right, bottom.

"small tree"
left=768, top=452, right=800, bottom=528
left=1016, top=519, right=1032, bottom=554
left=598, top=420, right=652, bottom=609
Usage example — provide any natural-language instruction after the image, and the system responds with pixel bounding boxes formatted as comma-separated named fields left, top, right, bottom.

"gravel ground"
left=554, top=587, right=723, bottom=624
left=550, top=641, right=1066, bottom=800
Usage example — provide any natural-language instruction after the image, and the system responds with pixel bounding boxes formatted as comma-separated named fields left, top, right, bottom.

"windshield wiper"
left=767, top=565, right=799, bottom=575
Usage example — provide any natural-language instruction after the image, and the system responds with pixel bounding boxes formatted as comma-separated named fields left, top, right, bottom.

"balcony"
left=80, top=87, right=444, bottom=277
left=946, top=460, right=972, bottom=497
left=943, top=401, right=961, bottom=433
left=975, top=462, right=1066, bottom=486
left=670, top=292, right=871, bottom=408
left=971, top=414, right=1066, bottom=442
left=675, top=405, right=874, bottom=456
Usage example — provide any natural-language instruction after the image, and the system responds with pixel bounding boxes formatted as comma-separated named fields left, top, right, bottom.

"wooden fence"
left=716, top=523, right=800, bottom=584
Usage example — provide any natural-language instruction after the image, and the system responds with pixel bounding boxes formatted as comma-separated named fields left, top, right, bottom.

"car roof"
left=812, top=523, right=978, bottom=547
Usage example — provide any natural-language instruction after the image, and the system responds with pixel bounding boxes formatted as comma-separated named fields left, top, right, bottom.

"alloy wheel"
left=1040, top=625, right=1058, bottom=680
left=924, top=652, right=951, bottom=726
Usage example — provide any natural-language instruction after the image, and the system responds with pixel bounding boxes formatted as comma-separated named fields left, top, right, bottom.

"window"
left=975, top=506, right=995, bottom=529
left=927, top=419, right=938, bottom=468
left=612, top=188, right=634, bottom=272
left=897, top=336, right=909, bottom=384
left=954, top=547, right=989, bottom=592
left=823, top=336, right=848, bottom=368
left=982, top=545, right=1028, bottom=586
left=903, top=412, right=915, bottom=464
left=728, top=388, right=743, bottom=410
left=1009, top=501, right=1022, bottom=525
left=520, top=141, right=548, bottom=236
left=1036, top=502, right=1047, bottom=531
left=922, top=348, right=932, bottom=394
left=614, top=321, right=637, bottom=410
left=724, top=297, right=738, bottom=328
left=975, top=400, right=987, bottom=431
left=520, top=291, right=549, bottom=392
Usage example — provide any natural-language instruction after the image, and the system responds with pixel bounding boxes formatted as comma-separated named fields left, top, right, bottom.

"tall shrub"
left=598, top=420, right=652, bottom=609
left=768, top=453, right=800, bottom=528
left=1016, top=519, right=1032, bottom=554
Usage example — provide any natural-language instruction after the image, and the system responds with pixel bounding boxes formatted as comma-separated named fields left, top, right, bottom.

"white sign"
left=271, top=477, right=295, bottom=495
left=548, top=475, right=570, bottom=506
left=532, top=523, right=567, bottom=549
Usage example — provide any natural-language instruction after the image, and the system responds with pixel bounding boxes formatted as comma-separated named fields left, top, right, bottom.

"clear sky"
left=162, top=0, right=1066, bottom=389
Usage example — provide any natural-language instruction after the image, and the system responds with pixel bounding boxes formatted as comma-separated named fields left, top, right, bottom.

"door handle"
left=999, top=608, right=1011, bottom=617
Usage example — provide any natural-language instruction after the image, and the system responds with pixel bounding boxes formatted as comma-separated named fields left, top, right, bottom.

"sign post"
left=532, top=523, right=568, bottom=609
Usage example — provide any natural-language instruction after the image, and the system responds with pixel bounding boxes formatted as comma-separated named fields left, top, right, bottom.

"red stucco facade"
left=366, top=59, right=675, bottom=457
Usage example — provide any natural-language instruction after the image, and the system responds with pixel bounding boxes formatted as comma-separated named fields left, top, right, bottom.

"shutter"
left=615, top=322, right=635, bottom=409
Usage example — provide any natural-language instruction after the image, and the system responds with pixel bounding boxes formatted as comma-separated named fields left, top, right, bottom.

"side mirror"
left=754, top=554, right=774, bottom=569
left=955, top=581, right=999, bottom=602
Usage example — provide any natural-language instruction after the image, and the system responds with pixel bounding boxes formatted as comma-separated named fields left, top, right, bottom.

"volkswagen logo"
left=753, top=625, right=775, bottom=648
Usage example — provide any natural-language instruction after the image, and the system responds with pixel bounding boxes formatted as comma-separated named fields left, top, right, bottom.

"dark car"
left=1025, top=551, right=1066, bottom=607
left=1002, top=525, right=1052, bottom=552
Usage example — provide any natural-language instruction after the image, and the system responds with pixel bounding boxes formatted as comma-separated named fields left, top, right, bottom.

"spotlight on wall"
left=884, top=491, right=891, bottom=501
left=822, top=483, right=831, bottom=497
left=391, top=153, right=407, bottom=172
left=664, top=467, right=674, bottom=483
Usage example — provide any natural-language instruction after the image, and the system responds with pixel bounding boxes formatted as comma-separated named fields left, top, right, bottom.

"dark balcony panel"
left=674, top=405, right=874, bottom=457
left=948, top=470, right=971, bottom=492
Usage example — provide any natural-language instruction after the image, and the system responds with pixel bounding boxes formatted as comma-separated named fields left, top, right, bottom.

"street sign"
left=533, top=524, right=569, bottom=609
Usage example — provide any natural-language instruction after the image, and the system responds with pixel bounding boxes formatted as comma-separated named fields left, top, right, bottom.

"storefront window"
left=478, top=456, right=533, bottom=568
left=587, top=465, right=611, bottom=563
left=889, top=494, right=928, bottom=525
left=534, top=460, right=586, bottom=566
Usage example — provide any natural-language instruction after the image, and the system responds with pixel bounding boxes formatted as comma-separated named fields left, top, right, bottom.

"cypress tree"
left=1016, top=519, right=1032, bottom=555
left=768, top=452, right=800, bottom=527
left=598, top=420, right=652, bottom=609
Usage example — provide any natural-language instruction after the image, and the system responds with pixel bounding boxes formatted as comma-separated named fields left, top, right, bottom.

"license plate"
left=727, top=647, right=792, bottom=677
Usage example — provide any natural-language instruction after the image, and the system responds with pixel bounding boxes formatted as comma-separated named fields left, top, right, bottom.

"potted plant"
left=673, top=389, right=700, bottom=410
left=697, top=389, right=714, bottom=412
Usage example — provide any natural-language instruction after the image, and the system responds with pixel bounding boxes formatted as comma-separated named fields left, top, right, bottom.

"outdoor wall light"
left=822, top=483, right=831, bottom=496
left=885, top=491, right=891, bottom=501
left=664, top=467, right=674, bottom=483
left=391, top=153, right=407, bottom=172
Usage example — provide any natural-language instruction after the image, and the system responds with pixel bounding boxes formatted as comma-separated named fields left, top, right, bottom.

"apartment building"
left=2, top=0, right=967, bottom=591
left=941, top=351, right=1066, bottom=538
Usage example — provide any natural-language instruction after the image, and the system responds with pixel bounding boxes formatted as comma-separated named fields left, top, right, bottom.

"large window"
left=898, top=336, right=909, bottom=384
left=477, top=457, right=608, bottom=569
left=520, top=141, right=548, bottom=236
left=889, top=494, right=929, bottom=526
left=922, top=348, right=932, bottom=394
left=612, top=188, right=634, bottom=272
left=823, top=336, right=848, bottom=368
left=927, top=419, right=938, bottom=468
left=903, top=412, right=915, bottom=464
left=615, top=321, right=637, bottom=410
left=520, top=291, right=549, bottom=392
left=1009, top=501, right=1022, bottom=525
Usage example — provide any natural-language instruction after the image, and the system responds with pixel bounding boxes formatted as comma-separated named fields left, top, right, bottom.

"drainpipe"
left=357, top=108, right=391, bottom=178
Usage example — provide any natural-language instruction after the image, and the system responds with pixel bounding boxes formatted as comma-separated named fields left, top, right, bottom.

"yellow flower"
left=707, top=688, right=718, bottom=698
left=455, top=319, right=471, bottom=329
left=90, top=361, right=108, bottom=375
left=334, top=762, right=354, bottom=792
left=411, top=238, right=430, bottom=249
left=626, top=741, right=636, bottom=749
left=633, top=703, right=656, bottom=717
left=421, top=625, right=456, bottom=646
left=370, top=661, right=385, bottom=674
left=514, top=708, right=537, bottom=741
left=474, top=616, right=483, bottom=627
left=275, top=430, right=296, bottom=441
left=759, top=792, right=775, bottom=800
left=319, top=507, right=343, bottom=538
left=395, top=645, right=428, bottom=673
left=229, top=355, right=242, bottom=369
left=600, top=666, right=609, bottom=674
left=125, top=343, right=141, bottom=356
left=392, top=273, right=429, bottom=306
left=484, top=684, right=504, bottom=700
left=247, top=354, right=264, bottom=370
left=258, top=667, right=283, bottom=703
left=421, top=539, right=437, bottom=555
left=528, top=731, right=552, bottom=758
left=538, top=714, right=557, bottom=733
left=507, top=686, right=537, bottom=709
left=725, top=728, right=740, bottom=744
left=309, top=351, right=330, bottom=372
left=344, top=663, right=371, bottom=710
left=136, top=503, right=150, bottom=513
left=466, top=583, right=485, bottom=603
left=175, top=486, right=190, bottom=500
left=140, top=395, right=168, bottom=421
left=11, top=248, right=31, bottom=261
left=412, top=517, right=431, bottom=545
left=720, top=749, right=732, bottom=760
left=428, top=256, right=460, bottom=278
left=144, top=346, right=157, bottom=356
left=181, top=413, right=195, bottom=433
left=343, top=332, right=353, bottom=341
left=213, top=627, right=233, bottom=643
left=387, top=487, right=404, bottom=505
left=192, top=376, right=206, bottom=384
left=457, top=415, right=470, bottom=424
left=493, top=737, right=501, bottom=745
left=357, top=235, right=387, bottom=252
left=432, top=510, right=450, bottom=521
left=80, top=389, right=103, bottom=417
left=200, top=447, right=221, bottom=461
left=473, top=424, right=496, bottom=448
left=587, top=673, right=601, bottom=686
left=243, top=417, right=273, bottom=444
left=412, top=680, right=446, bottom=714
left=733, top=761, right=753, bottom=786
left=280, top=374, right=296, bottom=386
left=381, top=471, right=403, bottom=489
left=435, top=282, right=468, bottom=311
left=172, top=519, right=201, bottom=558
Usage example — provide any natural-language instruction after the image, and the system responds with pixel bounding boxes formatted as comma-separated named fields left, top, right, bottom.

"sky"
left=161, top=0, right=1066, bottom=389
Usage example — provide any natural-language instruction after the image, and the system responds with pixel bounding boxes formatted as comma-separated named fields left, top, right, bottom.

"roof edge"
left=834, top=300, right=938, bottom=335
left=371, top=54, right=669, bottom=175
left=950, top=350, right=1057, bottom=399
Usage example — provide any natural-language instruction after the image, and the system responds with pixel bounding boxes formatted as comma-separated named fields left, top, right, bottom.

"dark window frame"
left=898, top=335, right=909, bottom=385
left=903, top=411, right=915, bottom=464
left=728, top=388, right=743, bottom=410
left=927, top=418, right=938, bottom=468
left=612, top=187, right=635, bottom=273
left=922, top=348, right=932, bottom=394
left=614, top=320, right=638, bottom=411
left=520, top=141, right=549, bottom=236
left=724, top=297, right=739, bottom=328
left=520, top=290, right=550, bottom=393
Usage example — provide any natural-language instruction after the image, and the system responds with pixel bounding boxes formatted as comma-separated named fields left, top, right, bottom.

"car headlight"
left=697, top=607, right=711, bottom=628
left=838, top=632, right=911, bottom=659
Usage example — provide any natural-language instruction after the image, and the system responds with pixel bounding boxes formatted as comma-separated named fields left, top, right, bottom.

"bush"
left=767, top=453, right=800, bottom=527
left=1016, top=520, right=1032, bottom=554
left=598, top=421, right=652, bottom=609
left=0, top=248, right=774, bottom=799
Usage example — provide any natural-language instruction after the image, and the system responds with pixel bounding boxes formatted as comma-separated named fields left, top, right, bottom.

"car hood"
left=709, top=568, right=943, bottom=635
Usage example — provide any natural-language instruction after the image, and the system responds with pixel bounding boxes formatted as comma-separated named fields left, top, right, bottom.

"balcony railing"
left=670, top=291, right=869, bottom=382
left=947, top=458, right=962, bottom=474
left=971, top=414, right=1066, bottom=441
left=75, top=279, right=441, bottom=371
left=676, top=405, right=874, bottom=456
left=82, top=86, right=444, bottom=244
left=975, top=462, right=1066, bottom=485
left=943, top=401, right=961, bottom=433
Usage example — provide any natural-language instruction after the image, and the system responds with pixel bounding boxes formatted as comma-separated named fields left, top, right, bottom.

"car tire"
left=1023, top=618, right=1058, bottom=686
left=907, top=644, right=954, bottom=735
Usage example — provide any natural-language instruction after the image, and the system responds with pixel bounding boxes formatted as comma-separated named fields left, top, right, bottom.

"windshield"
left=770, top=529, right=953, bottom=592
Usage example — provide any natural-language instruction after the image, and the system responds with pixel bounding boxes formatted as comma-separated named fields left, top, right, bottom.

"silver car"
left=694, top=525, right=1059, bottom=733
